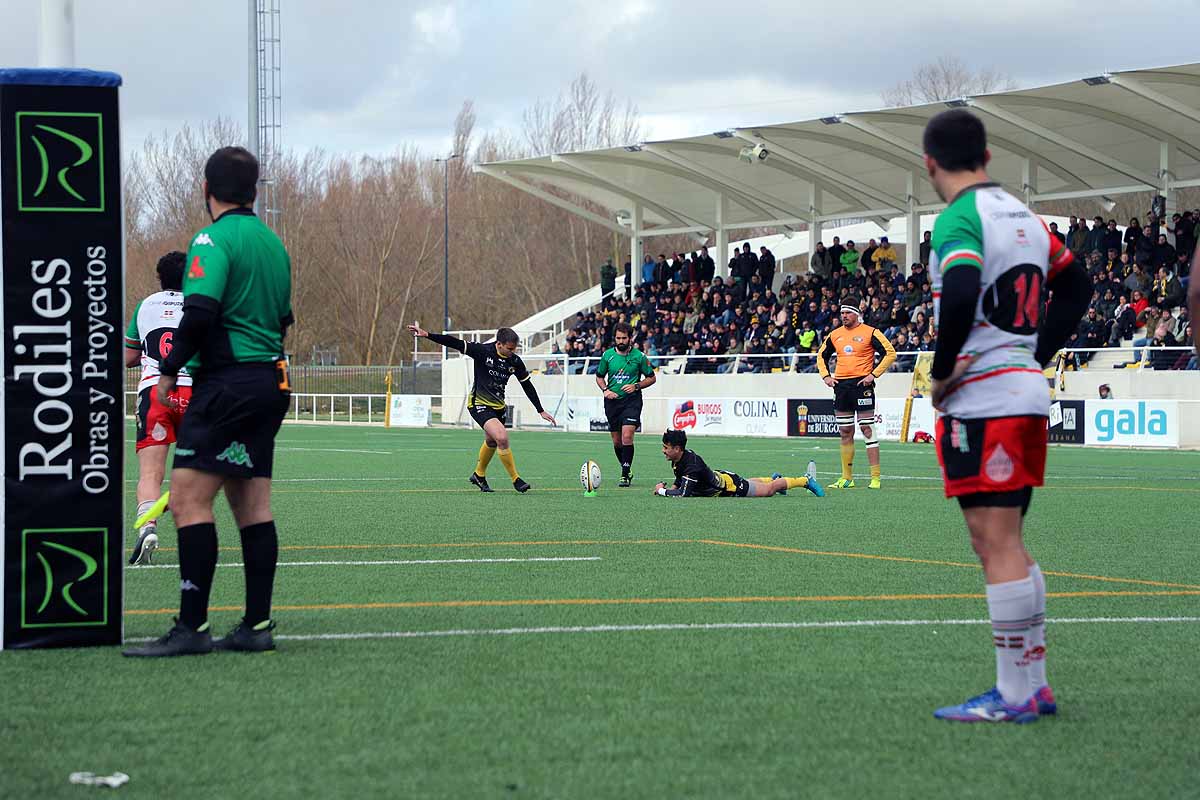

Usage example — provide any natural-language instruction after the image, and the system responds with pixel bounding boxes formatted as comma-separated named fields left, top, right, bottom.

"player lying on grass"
left=408, top=323, right=555, bottom=492
left=653, top=429, right=824, bottom=498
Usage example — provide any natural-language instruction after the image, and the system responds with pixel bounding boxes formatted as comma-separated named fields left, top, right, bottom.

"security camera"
left=738, top=144, right=770, bottom=164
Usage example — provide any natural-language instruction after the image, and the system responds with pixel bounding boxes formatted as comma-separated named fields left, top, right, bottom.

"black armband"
left=930, top=267, right=981, bottom=380
left=159, top=296, right=218, bottom=376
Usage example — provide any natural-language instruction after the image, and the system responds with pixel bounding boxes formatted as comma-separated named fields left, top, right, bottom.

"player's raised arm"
left=408, top=324, right=468, bottom=354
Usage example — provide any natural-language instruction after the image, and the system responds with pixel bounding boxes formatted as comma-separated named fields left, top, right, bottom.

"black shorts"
left=833, top=380, right=875, bottom=414
left=604, top=393, right=643, bottom=431
left=173, top=365, right=289, bottom=479
left=717, top=470, right=751, bottom=497
left=468, top=403, right=507, bottom=429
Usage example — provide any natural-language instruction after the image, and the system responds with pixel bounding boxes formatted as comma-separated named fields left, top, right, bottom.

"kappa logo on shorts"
left=216, top=441, right=254, bottom=468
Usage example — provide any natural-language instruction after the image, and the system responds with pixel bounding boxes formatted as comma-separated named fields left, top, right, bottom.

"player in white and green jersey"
left=923, top=109, right=1089, bottom=724
left=595, top=322, right=656, bottom=487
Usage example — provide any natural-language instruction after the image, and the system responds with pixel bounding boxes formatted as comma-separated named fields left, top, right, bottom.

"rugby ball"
left=579, top=460, right=602, bottom=492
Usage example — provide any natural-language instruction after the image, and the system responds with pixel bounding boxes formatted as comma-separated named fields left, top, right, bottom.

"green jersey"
left=182, top=208, right=292, bottom=372
left=596, top=347, right=653, bottom=394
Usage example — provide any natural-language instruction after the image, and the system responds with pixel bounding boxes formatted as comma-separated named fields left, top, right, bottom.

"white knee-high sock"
left=1027, top=563, right=1048, bottom=689
left=986, top=575, right=1036, bottom=705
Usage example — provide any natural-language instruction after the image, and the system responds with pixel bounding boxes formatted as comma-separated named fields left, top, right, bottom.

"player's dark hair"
left=662, top=429, right=687, bottom=449
left=156, top=250, right=186, bottom=291
left=495, top=327, right=519, bottom=346
left=614, top=322, right=634, bottom=337
left=204, top=146, right=259, bottom=205
left=922, top=109, right=987, bottom=172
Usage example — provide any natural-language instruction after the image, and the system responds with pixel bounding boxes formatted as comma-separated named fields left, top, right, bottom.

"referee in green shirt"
left=125, top=147, right=293, bottom=657
left=595, top=322, right=656, bottom=487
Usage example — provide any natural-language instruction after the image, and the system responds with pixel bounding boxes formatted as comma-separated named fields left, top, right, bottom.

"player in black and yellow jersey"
left=408, top=324, right=556, bottom=492
left=653, top=429, right=823, bottom=498
left=816, top=303, right=896, bottom=490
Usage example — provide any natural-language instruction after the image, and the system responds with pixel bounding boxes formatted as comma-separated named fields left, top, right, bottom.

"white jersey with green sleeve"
left=929, top=183, right=1073, bottom=418
left=123, top=291, right=193, bottom=392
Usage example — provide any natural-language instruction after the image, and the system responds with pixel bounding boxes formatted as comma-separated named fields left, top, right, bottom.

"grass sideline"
left=2, top=424, right=1198, bottom=798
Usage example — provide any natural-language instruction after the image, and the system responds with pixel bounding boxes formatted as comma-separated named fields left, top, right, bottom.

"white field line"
left=121, top=616, right=1200, bottom=644
left=121, top=473, right=1163, bottom=485
left=129, top=556, right=602, bottom=570
left=277, top=447, right=393, bottom=455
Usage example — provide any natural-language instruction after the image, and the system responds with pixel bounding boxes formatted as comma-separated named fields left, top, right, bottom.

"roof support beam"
left=640, top=143, right=810, bottom=224
left=1108, top=74, right=1200, bottom=127
left=757, top=125, right=925, bottom=171
left=639, top=224, right=711, bottom=236
left=997, top=95, right=1200, bottom=164
left=853, top=111, right=1093, bottom=192
left=668, top=140, right=881, bottom=221
left=1029, top=184, right=1152, bottom=203
left=473, top=165, right=627, bottom=236
left=550, top=154, right=708, bottom=229
left=837, top=116, right=925, bottom=159
left=967, top=99, right=1158, bottom=188
left=733, top=129, right=908, bottom=212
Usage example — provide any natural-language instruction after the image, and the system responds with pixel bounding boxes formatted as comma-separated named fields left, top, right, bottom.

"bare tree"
left=882, top=56, right=1016, bottom=107
left=523, top=73, right=642, bottom=156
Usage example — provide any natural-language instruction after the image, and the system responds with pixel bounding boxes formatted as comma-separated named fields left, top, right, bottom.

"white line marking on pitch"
left=129, top=556, right=602, bottom=570
left=122, top=616, right=1200, bottom=643
left=277, top=447, right=393, bottom=455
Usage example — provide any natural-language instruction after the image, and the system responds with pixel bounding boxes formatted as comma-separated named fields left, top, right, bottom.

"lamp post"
left=435, top=153, right=461, bottom=332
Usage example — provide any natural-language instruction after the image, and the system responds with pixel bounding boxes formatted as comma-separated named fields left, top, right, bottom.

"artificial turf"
left=1, top=424, right=1197, bottom=798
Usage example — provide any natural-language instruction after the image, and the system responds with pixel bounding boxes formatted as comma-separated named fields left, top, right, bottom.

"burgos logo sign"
left=21, top=528, right=109, bottom=628
left=16, top=111, right=105, bottom=212
left=1085, top=400, right=1178, bottom=448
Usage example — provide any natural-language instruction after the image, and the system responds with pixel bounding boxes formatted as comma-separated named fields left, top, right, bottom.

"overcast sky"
left=3, top=0, right=1197, bottom=161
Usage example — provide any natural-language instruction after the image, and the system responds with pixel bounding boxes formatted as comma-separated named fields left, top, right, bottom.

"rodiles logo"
left=22, top=528, right=108, bottom=628
left=16, top=111, right=105, bottom=212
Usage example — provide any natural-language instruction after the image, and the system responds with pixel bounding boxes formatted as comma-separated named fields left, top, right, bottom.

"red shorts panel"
left=136, top=386, right=192, bottom=451
left=935, top=415, right=1047, bottom=498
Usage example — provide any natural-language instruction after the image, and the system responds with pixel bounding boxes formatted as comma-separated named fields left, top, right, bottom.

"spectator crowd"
left=1057, top=211, right=1195, bottom=371
left=566, top=206, right=1195, bottom=375
left=567, top=235, right=936, bottom=374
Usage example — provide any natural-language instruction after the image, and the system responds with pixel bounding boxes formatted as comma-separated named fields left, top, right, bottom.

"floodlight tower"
left=38, top=0, right=75, bottom=66
left=248, top=0, right=282, bottom=231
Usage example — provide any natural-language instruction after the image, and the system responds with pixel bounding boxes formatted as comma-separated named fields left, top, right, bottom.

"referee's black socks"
left=240, top=521, right=278, bottom=626
left=621, top=444, right=634, bottom=476
left=178, top=522, right=218, bottom=631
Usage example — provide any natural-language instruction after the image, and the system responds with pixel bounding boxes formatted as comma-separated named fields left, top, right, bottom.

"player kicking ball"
left=408, top=324, right=555, bottom=492
left=653, top=429, right=824, bottom=498
left=923, top=110, right=1089, bottom=723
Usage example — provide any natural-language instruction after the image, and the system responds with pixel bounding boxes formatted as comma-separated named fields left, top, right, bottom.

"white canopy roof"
left=477, top=62, right=1200, bottom=237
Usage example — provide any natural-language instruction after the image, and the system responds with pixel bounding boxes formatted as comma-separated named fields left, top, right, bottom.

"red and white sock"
left=1027, top=563, right=1048, bottom=689
left=986, top=575, right=1036, bottom=705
